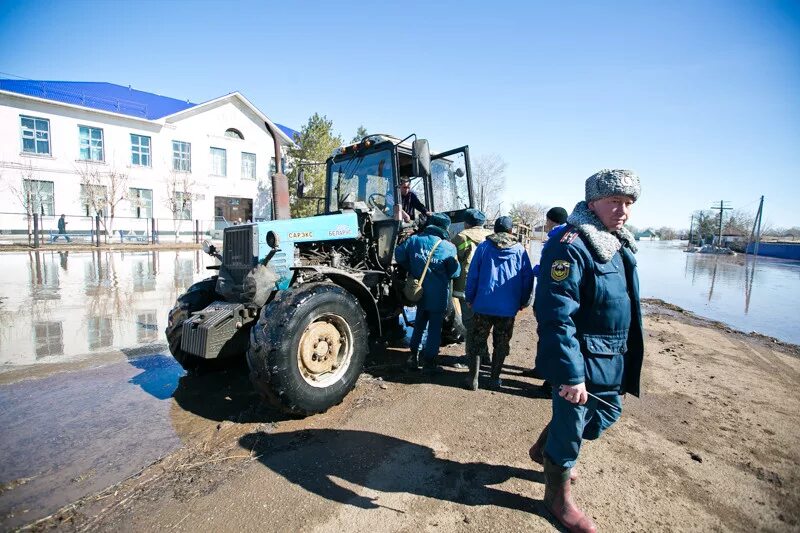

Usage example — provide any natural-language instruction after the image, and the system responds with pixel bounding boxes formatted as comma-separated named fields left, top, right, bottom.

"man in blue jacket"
left=529, top=170, right=644, bottom=533
left=395, top=213, right=460, bottom=372
left=464, top=216, right=533, bottom=390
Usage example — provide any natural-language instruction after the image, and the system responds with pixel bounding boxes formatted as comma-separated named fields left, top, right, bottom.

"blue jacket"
left=534, top=225, right=644, bottom=396
left=532, top=224, right=565, bottom=278
left=395, top=226, right=460, bottom=313
left=465, top=233, right=534, bottom=318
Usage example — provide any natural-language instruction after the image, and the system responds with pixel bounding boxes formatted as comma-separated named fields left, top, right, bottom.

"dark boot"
left=530, top=425, right=578, bottom=482
left=529, top=423, right=549, bottom=464
left=406, top=349, right=419, bottom=370
left=490, top=352, right=507, bottom=389
left=543, top=458, right=596, bottom=533
left=463, top=355, right=480, bottom=391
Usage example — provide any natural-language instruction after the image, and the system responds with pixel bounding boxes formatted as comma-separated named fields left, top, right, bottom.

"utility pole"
left=710, top=200, right=732, bottom=248
left=687, top=213, right=694, bottom=249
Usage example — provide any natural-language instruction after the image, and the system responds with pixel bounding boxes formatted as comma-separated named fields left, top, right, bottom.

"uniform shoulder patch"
left=551, top=259, right=571, bottom=281
left=560, top=229, right=579, bottom=244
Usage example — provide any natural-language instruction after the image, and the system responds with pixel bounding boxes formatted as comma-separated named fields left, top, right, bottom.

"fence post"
left=195, top=219, right=200, bottom=244
left=151, top=218, right=157, bottom=245
left=33, top=213, right=40, bottom=249
left=95, top=215, right=101, bottom=247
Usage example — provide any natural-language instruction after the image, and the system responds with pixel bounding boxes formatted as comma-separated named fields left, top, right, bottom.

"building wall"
left=0, top=92, right=285, bottom=232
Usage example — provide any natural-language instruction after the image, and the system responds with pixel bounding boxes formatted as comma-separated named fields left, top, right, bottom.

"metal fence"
left=0, top=212, right=228, bottom=247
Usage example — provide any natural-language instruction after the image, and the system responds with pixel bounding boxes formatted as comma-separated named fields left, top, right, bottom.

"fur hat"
left=464, top=208, right=486, bottom=227
left=546, top=207, right=568, bottom=225
left=428, top=212, right=451, bottom=230
left=585, top=169, right=640, bottom=203
left=494, top=216, right=513, bottom=234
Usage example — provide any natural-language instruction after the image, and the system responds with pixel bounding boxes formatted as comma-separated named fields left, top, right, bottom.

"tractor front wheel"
left=247, top=283, right=368, bottom=416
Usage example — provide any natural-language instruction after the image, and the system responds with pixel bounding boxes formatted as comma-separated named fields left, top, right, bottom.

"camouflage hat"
left=585, top=169, right=640, bottom=202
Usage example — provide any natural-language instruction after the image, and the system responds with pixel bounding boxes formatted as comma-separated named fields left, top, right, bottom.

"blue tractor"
left=166, top=134, right=475, bottom=415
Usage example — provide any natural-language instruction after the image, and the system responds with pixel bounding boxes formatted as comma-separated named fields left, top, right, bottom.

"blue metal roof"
left=0, top=79, right=298, bottom=139
left=0, top=79, right=195, bottom=119
left=276, top=123, right=299, bottom=141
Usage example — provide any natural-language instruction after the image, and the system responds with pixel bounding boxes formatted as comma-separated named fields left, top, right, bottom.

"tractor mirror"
left=412, top=139, right=430, bottom=181
left=297, top=168, right=306, bottom=198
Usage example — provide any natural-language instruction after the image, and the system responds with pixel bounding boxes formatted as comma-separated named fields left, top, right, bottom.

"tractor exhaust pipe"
left=265, top=122, right=291, bottom=220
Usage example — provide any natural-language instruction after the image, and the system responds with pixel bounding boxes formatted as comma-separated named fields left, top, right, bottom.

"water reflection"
left=529, top=240, right=800, bottom=345
left=0, top=250, right=216, bottom=366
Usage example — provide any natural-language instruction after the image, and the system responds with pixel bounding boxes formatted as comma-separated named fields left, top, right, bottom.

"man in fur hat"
left=529, top=170, right=644, bottom=533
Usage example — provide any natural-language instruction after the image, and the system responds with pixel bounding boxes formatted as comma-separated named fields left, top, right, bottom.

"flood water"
left=1, top=244, right=799, bottom=527
left=530, top=239, right=800, bottom=345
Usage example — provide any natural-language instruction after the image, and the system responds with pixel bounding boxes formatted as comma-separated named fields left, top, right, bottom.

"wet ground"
left=1, top=245, right=799, bottom=529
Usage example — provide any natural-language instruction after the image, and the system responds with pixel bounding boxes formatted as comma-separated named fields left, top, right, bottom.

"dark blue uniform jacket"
left=395, top=226, right=460, bottom=313
left=534, top=225, right=644, bottom=396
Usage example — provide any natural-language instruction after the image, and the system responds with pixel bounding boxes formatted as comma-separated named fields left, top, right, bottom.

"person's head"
left=463, top=208, right=486, bottom=229
left=585, top=169, right=640, bottom=231
left=60, top=214, right=65, bottom=218
left=544, top=207, right=568, bottom=231
left=494, top=216, right=513, bottom=234
left=428, top=212, right=451, bottom=231
left=399, top=177, right=411, bottom=196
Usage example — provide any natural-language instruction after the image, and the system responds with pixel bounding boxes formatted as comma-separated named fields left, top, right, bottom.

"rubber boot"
left=490, top=352, right=507, bottom=389
left=529, top=423, right=549, bottom=465
left=463, top=355, right=480, bottom=391
left=530, top=425, right=578, bottom=481
left=406, top=349, right=419, bottom=370
left=543, top=458, right=596, bottom=533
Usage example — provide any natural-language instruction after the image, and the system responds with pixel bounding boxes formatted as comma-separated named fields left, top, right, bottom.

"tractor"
left=166, top=134, right=475, bottom=415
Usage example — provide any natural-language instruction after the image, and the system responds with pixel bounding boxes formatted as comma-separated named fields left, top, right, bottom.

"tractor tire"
left=166, top=276, right=246, bottom=373
left=247, top=283, right=368, bottom=416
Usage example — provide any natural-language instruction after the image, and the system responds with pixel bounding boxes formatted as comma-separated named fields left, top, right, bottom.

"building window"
left=88, top=316, right=113, bottom=350
left=269, top=156, right=287, bottom=177
left=136, top=311, right=158, bottom=343
left=175, top=192, right=192, bottom=220
left=210, top=147, right=227, bottom=176
left=130, top=134, right=151, bottom=166
left=241, top=152, right=256, bottom=180
left=81, top=184, right=107, bottom=216
left=21, top=115, right=50, bottom=155
left=23, top=179, right=55, bottom=216
left=225, top=128, right=244, bottom=139
left=129, top=188, right=153, bottom=218
left=79, top=126, right=104, bottom=161
left=34, top=321, right=63, bottom=358
left=172, top=141, right=191, bottom=172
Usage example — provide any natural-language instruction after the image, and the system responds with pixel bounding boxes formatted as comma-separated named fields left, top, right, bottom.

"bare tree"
left=75, top=163, right=129, bottom=242
left=471, top=153, right=507, bottom=218
left=164, top=169, right=196, bottom=241
left=510, top=201, right=549, bottom=232
left=3, top=163, right=52, bottom=245
left=657, top=227, right=678, bottom=240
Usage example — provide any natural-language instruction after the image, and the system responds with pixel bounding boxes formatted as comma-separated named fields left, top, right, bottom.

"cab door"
left=429, top=146, right=474, bottom=224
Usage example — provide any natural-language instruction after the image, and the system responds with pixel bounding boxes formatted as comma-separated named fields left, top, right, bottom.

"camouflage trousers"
left=466, top=313, right=516, bottom=364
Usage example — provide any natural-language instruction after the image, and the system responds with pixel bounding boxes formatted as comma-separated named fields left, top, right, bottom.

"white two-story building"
left=0, top=79, right=296, bottom=239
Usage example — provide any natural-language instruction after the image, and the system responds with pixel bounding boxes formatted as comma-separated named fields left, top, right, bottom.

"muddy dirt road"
left=7, top=301, right=800, bottom=532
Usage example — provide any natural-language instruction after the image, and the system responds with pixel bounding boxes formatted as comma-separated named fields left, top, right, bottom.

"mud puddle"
left=0, top=352, right=245, bottom=529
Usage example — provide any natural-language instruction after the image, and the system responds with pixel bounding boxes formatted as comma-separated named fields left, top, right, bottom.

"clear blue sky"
left=1, top=0, right=798, bottom=230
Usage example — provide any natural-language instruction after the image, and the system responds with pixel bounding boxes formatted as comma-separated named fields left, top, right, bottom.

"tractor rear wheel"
left=247, top=283, right=368, bottom=416
left=165, top=277, right=246, bottom=373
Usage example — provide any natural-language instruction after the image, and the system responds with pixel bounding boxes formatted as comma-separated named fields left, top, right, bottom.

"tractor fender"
left=290, top=266, right=382, bottom=336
